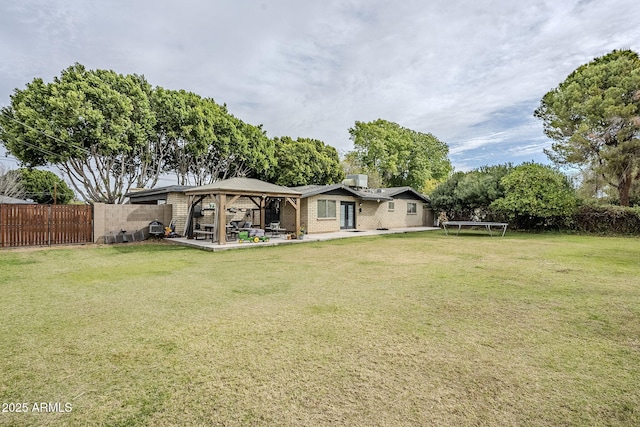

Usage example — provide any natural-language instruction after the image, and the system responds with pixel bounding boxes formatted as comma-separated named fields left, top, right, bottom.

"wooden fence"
left=0, top=204, right=93, bottom=248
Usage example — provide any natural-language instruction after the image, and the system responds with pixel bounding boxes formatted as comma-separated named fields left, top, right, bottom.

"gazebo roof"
left=184, top=177, right=301, bottom=197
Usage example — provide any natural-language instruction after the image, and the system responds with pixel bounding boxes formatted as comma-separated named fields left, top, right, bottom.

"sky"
left=1, top=0, right=640, bottom=181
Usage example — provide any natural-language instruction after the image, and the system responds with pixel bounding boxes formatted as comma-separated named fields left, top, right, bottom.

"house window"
left=407, top=202, right=417, bottom=214
left=317, top=199, right=337, bottom=218
left=388, top=201, right=395, bottom=211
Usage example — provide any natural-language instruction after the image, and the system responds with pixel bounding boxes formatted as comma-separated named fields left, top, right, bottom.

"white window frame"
left=407, top=202, right=417, bottom=215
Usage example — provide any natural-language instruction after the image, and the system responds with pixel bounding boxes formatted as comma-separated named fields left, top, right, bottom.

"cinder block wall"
left=167, top=193, right=189, bottom=236
left=280, top=199, right=303, bottom=235
left=93, top=203, right=172, bottom=243
left=304, top=195, right=357, bottom=233
left=287, top=196, right=431, bottom=234
left=359, top=199, right=428, bottom=229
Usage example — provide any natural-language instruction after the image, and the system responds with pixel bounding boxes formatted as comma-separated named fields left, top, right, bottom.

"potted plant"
left=298, top=226, right=305, bottom=240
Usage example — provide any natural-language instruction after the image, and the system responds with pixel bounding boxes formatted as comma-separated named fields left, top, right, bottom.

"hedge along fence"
left=571, top=204, right=640, bottom=234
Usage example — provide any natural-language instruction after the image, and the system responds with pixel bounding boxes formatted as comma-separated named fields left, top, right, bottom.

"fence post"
left=48, top=204, right=51, bottom=247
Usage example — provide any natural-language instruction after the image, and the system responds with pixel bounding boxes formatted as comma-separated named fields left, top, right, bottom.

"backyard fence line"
left=0, top=204, right=93, bottom=248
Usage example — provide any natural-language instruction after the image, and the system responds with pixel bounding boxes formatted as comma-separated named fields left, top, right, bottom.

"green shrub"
left=571, top=203, right=640, bottom=234
left=490, top=163, right=579, bottom=230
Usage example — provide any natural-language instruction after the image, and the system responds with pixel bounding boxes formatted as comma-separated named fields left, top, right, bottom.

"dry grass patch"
left=0, top=233, right=639, bottom=426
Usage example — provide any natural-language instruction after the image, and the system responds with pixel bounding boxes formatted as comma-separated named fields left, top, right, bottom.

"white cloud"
left=1, top=0, right=639, bottom=172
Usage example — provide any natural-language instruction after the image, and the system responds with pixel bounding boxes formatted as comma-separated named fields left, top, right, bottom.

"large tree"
left=271, top=137, right=344, bottom=186
left=535, top=49, right=640, bottom=206
left=348, top=119, right=452, bottom=192
left=151, top=89, right=276, bottom=185
left=192, top=109, right=276, bottom=185
left=0, top=63, right=157, bottom=203
left=152, top=88, right=218, bottom=185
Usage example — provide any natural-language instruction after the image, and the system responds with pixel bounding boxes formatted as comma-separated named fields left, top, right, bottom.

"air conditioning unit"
left=346, top=174, right=368, bottom=188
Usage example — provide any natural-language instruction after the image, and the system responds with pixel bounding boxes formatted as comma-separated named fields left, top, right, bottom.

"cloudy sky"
left=1, top=0, right=640, bottom=176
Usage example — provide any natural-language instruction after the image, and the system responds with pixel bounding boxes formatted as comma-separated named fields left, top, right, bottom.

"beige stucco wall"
left=93, top=203, right=172, bottom=243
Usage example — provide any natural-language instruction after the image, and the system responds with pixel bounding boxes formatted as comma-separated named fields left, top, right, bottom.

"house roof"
left=372, top=186, right=430, bottom=203
left=185, top=177, right=301, bottom=197
left=293, top=184, right=429, bottom=203
left=0, top=195, right=36, bottom=204
left=124, top=180, right=429, bottom=203
left=125, top=185, right=194, bottom=198
left=293, top=184, right=358, bottom=198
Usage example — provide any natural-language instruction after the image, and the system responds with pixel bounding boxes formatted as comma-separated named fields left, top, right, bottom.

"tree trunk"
left=618, top=169, right=633, bottom=206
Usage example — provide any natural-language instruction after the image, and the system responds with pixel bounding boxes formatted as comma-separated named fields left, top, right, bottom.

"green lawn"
left=1, top=232, right=639, bottom=426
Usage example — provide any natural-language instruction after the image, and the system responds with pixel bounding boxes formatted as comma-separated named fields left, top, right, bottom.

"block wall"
left=302, top=195, right=361, bottom=233
left=93, top=203, right=172, bottom=243
left=167, top=193, right=189, bottom=235
left=280, top=199, right=302, bottom=235
left=357, top=199, right=428, bottom=229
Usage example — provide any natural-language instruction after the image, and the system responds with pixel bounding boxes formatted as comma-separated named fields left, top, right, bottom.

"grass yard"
left=0, top=232, right=639, bottom=426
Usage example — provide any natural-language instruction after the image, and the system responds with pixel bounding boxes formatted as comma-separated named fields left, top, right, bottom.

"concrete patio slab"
left=165, top=227, right=441, bottom=252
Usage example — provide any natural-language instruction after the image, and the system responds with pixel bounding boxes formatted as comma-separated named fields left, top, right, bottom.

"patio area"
left=165, top=226, right=441, bottom=252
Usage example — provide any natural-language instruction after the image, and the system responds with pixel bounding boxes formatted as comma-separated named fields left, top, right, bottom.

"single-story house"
left=125, top=176, right=433, bottom=239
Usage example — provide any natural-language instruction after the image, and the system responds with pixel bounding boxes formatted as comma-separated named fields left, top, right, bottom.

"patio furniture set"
left=193, top=221, right=288, bottom=243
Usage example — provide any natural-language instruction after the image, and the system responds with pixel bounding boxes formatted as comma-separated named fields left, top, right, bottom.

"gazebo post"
left=260, top=196, right=267, bottom=229
left=185, top=195, right=194, bottom=238
left=286, top=196, right=301, bottom=235
left=217, top=193, right=226, bottom=245
left=295, top=196, right=300, bottom=235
